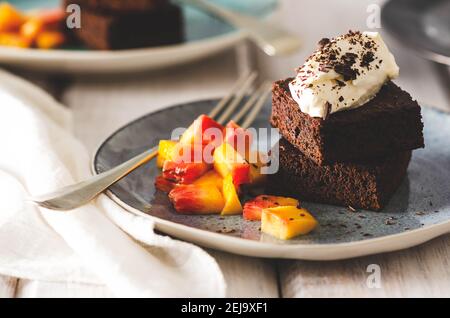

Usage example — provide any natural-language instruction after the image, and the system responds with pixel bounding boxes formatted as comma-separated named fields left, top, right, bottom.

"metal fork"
left=176, top=0, right=301, bottom=56
left=31, top=72, right=271, bottom=211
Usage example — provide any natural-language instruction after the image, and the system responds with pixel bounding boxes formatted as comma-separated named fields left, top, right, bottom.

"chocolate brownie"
left=65, top=2, right=183, bottom=50
left=267, top=138, right=412, bottom=211
left=271, top=78, right=424, bottom=165
left=65, top=0, right=167, bottom=13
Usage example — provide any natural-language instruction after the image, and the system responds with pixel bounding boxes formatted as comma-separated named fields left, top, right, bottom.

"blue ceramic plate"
left=1, top=0, right=277, bottom=73
left=93, top=100, right=450, bottom=260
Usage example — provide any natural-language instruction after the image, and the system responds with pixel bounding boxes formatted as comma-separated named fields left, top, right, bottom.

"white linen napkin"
left=0, top=69, right=226, bottom=297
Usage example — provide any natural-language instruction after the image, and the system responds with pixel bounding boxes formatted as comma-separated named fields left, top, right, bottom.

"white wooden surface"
left=1, top=0, right=450, bottom=298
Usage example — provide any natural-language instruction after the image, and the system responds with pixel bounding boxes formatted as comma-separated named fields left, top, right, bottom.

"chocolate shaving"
left=323, top=102, right=332, bottom=120
left=318, top=37, right=331, bottom=48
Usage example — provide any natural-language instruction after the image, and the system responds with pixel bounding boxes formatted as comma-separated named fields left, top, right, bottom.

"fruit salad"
left=154, top=114, right=318, bottom=239
left=0, top=3, right=66, bottom=49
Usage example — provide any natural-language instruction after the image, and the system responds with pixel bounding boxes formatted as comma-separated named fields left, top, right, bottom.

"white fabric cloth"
left=0, top=69, right=226, bottom=297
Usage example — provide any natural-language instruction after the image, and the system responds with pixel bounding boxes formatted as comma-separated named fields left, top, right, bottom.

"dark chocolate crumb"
left=318, top=37, right=331, bottom=47
left=216, top=228, right=235, bottom=234
left=385, top=219, right=396, bottom=225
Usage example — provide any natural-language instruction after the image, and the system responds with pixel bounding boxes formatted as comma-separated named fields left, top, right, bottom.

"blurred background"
left=1, top=0, right=450, bottom=298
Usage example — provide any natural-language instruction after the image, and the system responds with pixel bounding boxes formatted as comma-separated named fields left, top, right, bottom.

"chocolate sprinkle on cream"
left=288, top=30, right=399, bottom=119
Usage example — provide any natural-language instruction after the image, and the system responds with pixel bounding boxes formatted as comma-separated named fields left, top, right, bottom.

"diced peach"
left=223, top=121, right=253, bottom=157
left=169, top=184, right=225, bottom=214
left=0, top=3, right=25, bottom=32
left=247, top=151, right=269, bottom=186
left=243, top=195, right=299, bottom=221
left=156, top=140, right=177, bottom=168
left=213, top=142, right=250, bottom=187
left=35, top=31, right=65, bottom=49
left=193, top=171, right=223, bottom=189
left=162, top=161, right=210, bottom=184
left=31, top=8, right=65, bottom=27
left=20, top=18, right=43, bottom=42
left=261, top=206, right=318, bottom=240
left=221, top=174, right=243, bottom=215
left=171, top=142, right=214, bottom=165
left=179, top=115, right=224, bottom=145
left=0, top=32, right=30, bottom=48
left=154, top=175, right=177, bottom=193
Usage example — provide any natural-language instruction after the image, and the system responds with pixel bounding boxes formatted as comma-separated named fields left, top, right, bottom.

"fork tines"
left=208, top=71, right=271, bottom=128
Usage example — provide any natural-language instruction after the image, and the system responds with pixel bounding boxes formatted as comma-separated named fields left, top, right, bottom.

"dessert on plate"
left=153, top=115, right=319, bottom=240
left=270, top=30, right=424, bottom=211
left=63, top=0, right=184, bottom=50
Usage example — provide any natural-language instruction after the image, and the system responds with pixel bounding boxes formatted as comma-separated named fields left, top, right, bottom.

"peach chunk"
left=154, top=175, right=177, bottom=193
left=0, top=3, right=25, bottom=32
left=193, top=171, right=223, bottom=189
left=35, top=31, right=65, bottom=49
left=0, top=32, right=30, bottom=48
left=261, top=206, right=318, bottom=240
left=156, top=140, right=178, bottom=168
left=169, top=184, right=225, bottom=214
left=179, top=115, right=224, bottom=145
left=213, top=142, right=250, bottom=187
left=243, top=195, right=299, bottom=221
left=247, top=151, right=269, bottom=186
left=20, top=18, right=43, bottom=42
left=162, top=160, right=210, bottom=184
left=223, top=120, right=253, bottom=157
left=221, top=174, right=243, bottom=215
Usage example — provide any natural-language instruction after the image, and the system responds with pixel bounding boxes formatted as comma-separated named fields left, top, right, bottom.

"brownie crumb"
left=385, top=219, right=396, bottom=225
left=216, top=228, right=235, bottom=234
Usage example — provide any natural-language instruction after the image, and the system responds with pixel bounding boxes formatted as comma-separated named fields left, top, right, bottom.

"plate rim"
left=0, top=0, right=279, bottom=73
left=91, top=100, right=450, bottom=261
left=381, top=0, right=450, bottom=66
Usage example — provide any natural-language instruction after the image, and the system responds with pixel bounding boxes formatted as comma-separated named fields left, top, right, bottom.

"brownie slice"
left=65, top=2, right=184, bottom=50
left=271, top=78, right=424, bottom=166
left=65, top=0, right=167, bottom=13
left=267, top=138, right=412, bottom=211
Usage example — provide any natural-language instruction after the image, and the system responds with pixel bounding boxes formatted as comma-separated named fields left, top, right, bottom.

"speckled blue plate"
left=93, top=100, right=450, bottom=260
left=2, top=0, right=277, bottom=73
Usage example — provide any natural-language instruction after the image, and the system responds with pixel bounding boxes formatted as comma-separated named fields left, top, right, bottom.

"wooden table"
left=1, top=0, right=450, bottom=298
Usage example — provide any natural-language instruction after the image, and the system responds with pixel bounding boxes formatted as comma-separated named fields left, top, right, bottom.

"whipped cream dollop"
left=289, top=31, right=399, bottom=119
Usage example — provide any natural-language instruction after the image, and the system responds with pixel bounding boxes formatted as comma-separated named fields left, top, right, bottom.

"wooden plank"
left=0, top=275, right=18, bottom=298
left=209, top=251, right=278, bottom=298
left=279, top=234, right=450, bottom=298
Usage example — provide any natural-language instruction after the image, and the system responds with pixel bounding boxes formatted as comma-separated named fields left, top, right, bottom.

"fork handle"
left=177, top=0, right=300, bottom=56
left=32, top=147, right=158, bottom=211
